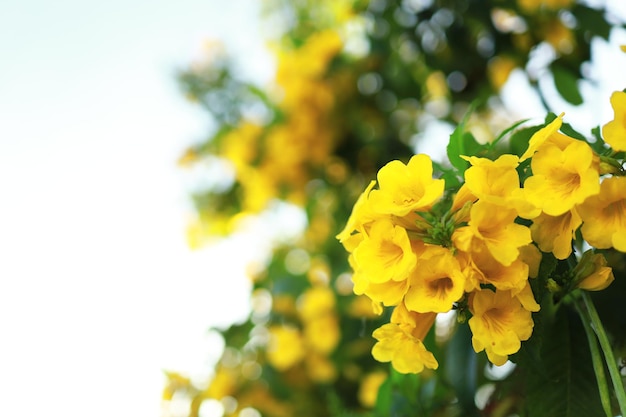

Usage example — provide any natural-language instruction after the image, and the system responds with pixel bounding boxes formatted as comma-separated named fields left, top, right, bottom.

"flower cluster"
left=338, top=92, right=626, bottom=372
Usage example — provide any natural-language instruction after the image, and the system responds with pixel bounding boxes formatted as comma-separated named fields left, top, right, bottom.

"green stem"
left=575, top=299, right=613, bottom=417
left=582, top=291, right=626, bottom=416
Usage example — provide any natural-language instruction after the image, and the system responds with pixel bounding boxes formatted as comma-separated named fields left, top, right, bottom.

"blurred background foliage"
left=163, top=1, right=626, bottom=416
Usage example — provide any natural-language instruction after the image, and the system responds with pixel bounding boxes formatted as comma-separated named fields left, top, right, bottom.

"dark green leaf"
left=509, top=125, right=542, bottom=157
left=551, top=64, right=584, bottom=106
left=573, top=5, right=612, bottom=40
left=524, top=308, right=605, bottom=417
left=444, top=324, right=480, bottom=416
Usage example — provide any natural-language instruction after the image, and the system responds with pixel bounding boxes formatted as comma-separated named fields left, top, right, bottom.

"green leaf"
left=551, top=64, right=584, bottom=106
left=573, top=5, right=612, bottom=40
left=444, top=324, right=481, bottom=416
left=490, top=118, right=530, bottom=150
left=524, top=308, right=605, bottom=417
left=446, top=107, right=485, bottom=175
left=508, top=125, right=542, bottom=157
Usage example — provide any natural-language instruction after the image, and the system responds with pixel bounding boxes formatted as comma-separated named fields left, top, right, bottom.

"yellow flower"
left=469, top=289, right=534, bottom=366
left=520, top=114, right=563, bottom=162
left=358, top=371, right=388, bottom=408
left=352, top=268, right=411, bottom=306
left=404, top=246, right=466, bottom=313
left=524, top=141, right=600, bottom=216
left=305, top=352, right=337, bottom=383
left=267, top=325, right=306, bottom=371
left=352, top=218, right=418, bottom=284
left=304, top=314, right=340, bottom=354
left=298, top=286, right=336, bottom=322
left=602, top=91, right=626, bottom=152
left=461, top=243, right=529, bottom=294
left=336, top=180, right=379, bottom=247
left=575, top=252, right=615, bottom=291
left=488, top=56, right=517, bottom=90
left=371, top=306, right=438, bottom=374
left=368, top=154, right=445, bottom=217
left=462, top=154, right=521, bottom=206
left=578, top=176, right=626, bottom=252
left=453, top=201, right=532, bottom=266
left=530, top=209, right=582, bottom=260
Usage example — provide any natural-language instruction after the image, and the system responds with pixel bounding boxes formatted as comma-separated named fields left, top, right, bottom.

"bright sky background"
left=1, top=1, right=626, bottom=417
left=0, top=1, right=273, bottom=416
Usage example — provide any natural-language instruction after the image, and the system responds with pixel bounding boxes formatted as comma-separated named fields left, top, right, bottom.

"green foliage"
left=524, top=308, right=604, bottom=417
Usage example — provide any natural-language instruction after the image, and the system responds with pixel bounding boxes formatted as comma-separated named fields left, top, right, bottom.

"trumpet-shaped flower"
left=575, top=252, right=615, bottom=291
left=453, top=201, right=532, bottom=266
left=602, top=91, right=626, bottom=151
left=336, top=180, right=380, bottom=248
left=368, top=154, right=445, bottom=216
left=352, top=218, right=417, bottom=284
left=461, top=243, right=529, bottom=294
left=469, top=289, right=534, bottom=366
left=372, top=305, right=438, bottom=374
left=404, top=246, right=465, bottom=313
left=578, top=176, right=626, bottom=252
left=524, top=141, right=600, bottom=216
left=520, top=114, right=563, bottom=161
left=462, top=154, right=521, bottom=206
left=530, top=209, right=582, bottom=260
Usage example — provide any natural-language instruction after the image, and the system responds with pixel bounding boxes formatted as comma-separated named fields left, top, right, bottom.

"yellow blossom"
left=453, top=201, right=532, bottom=266
left=368, top=154, right=445, bottom=217
left=352, top=266, right=411, bottom=306
left=352, top=218, right=418, bottom=284
left=371, top=306, right=438, bottom=374
left=519, top=114, right=563, bottom=162
left=460, top=243, right=529, bottom=294
left=358, top=371, right=388, bottom=408
left=305, top=353, right=337, bottom=383
left=524, top=141, right=600, bottom=216
left=336, top=180, right=380, bottom=246
left=298, top=286, right=336, bottom=322
left=304, top=314, right=340, bottom=354
left=576, top=253, right=615, bottom=291
left=267, top=325, right=306, bottom=371
left=469, top=289, right=534, bottom=366
left=462, top=154, right=520, bottom=206
left=530, top=209, right=582, bottom=260
left=488, top=56, right=517, bottom=90
left=578, top=176, right=626, bottom=252
left=404, top=246, right=466, bottom=313
left=602, top=91, right=626, bottom=151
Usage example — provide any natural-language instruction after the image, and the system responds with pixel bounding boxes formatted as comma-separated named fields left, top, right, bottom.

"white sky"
left=0, top=1, right=272, bottom=416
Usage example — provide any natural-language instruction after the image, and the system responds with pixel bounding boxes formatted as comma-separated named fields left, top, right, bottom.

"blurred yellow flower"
left=368, top=154, right=445, bottom=217
left=267, top=325, right=306, bottom=371
left=304, top=314, right=340, bottom=354
left=298, top=286, right=336, bottom=322
left=524, top=141, right=600, bottom=216
left=578, top=176, right=626, bottom=252
left=488, top=56, right=517, bottom=90
left=602, top=91, right=626, bottom=152
left=358, top=371, right=388, bottom=408
left=469, top=289, right=534, bottom=366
